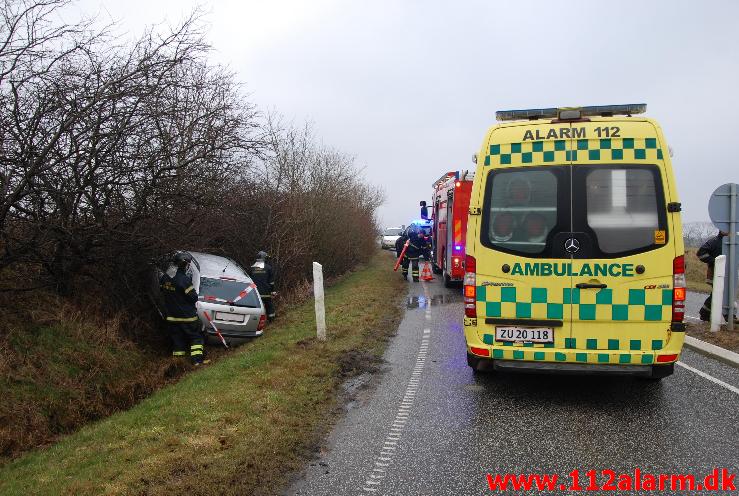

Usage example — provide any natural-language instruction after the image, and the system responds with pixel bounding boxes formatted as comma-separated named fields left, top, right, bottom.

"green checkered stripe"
left=483, top=137, right=663, bottom=167
left=477, top=286, right=672, bottom=322
left=572, top=137, right=663, bottom=162
left=478, top=346, right=663, bottom=365
left=483, top=140, right=568, bottom=167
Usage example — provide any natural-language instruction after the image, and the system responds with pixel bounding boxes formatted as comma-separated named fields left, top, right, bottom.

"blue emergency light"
left=496, top=104, right=647, bottom=122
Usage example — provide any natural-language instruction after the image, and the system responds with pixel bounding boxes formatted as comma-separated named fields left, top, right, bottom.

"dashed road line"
left=359, top=283, right=434, bottom=494
left=359, top=333, right=429, bottom=493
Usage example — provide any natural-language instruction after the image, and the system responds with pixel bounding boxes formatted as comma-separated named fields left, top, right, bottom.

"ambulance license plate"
left=495, top=327, right=553, bottom=343
left=214, top=312, right=245, bottom=323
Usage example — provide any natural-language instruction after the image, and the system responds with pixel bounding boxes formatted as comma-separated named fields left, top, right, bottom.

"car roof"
left=189, top=252, right=252, bottom=281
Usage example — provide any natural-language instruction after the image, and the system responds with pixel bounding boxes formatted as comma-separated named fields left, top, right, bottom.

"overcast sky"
left=76, top=0, right=739, bottom=227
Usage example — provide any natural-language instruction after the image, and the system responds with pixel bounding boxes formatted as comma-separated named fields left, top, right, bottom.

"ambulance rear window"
left=481, top=167, right=565, bottom=255
left=574, top=165, right=667, bottom=255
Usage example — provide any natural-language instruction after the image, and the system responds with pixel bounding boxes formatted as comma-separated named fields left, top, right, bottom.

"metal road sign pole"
left=729, top=183, right=737, bottom=330
left=708, top=182, right=739, bottom=330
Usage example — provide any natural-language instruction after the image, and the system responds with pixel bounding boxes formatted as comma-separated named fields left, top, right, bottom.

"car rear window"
left=575, top=165, right=667, bottom=255
left=481, top=167, right=565, bottom=256
left=198, top=277, right=261, bottom=308
left=384, top=228, right=403, bottom=236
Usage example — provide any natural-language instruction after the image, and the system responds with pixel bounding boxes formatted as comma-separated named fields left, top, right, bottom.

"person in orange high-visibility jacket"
left=160, top=252, right=206, bottom=365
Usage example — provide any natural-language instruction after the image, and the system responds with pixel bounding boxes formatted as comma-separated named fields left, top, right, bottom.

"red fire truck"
left=430, top=170, right=474, bottom=287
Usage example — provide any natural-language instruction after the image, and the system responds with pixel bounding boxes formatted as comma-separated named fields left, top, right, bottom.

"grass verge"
left=686, top=321, right=739, bottom=353
left=0, top=295, right=190, bottom=460
left=0, top=251, right=406, bottom=495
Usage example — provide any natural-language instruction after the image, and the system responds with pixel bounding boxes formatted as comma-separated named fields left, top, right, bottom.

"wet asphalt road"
left=288, top=278, right=739, bottom=495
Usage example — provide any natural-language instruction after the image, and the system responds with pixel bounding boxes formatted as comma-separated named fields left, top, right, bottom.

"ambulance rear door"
left=566, top=120, right=673, bottom=362
left=475, top=122, right=574, bottom=354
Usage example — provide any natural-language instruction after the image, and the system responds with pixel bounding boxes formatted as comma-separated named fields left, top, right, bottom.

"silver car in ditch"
left=151, top=251, right=267, bottom=340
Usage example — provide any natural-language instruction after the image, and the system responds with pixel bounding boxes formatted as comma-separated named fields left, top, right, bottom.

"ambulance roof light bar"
left=496, top=104, right=647, bottom=122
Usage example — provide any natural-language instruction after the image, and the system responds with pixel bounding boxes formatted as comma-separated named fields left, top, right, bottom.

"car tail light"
left=470, top=346, right=490, bottom=357
left=672, top=255, right=686, bottom=322
left=257, top=314, right=266, bottom=331
left=464, top=255, right=476, bottom=318
left=656, top=353, right=678, bottom=363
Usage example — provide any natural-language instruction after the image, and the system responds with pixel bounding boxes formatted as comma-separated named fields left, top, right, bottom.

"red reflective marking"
left=656, top=354, right=678, bottom=363
left=470, top=347, right=490, bottom=357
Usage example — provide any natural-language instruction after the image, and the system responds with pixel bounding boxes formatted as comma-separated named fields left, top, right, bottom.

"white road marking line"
left=359, top=293, right=431, bottom=494
left=685, top=315, right=701, bottom=321
left=676, top=361, right=739, bottom=395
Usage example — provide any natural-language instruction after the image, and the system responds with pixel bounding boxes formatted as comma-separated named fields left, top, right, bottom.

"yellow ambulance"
left=463, top=104, right=685, bottom=379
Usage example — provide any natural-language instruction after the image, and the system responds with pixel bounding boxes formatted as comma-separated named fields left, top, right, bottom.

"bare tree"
left=0, top=1, right=382, bottom=308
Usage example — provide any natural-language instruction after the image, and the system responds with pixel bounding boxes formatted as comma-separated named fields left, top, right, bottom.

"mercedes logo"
left=564, top=238, right=580, bottom=253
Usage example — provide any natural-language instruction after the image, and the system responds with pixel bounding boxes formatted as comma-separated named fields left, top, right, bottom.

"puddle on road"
left=406, top=293, right=463, bottom=309
left=463, top=384, right=486, bottom=392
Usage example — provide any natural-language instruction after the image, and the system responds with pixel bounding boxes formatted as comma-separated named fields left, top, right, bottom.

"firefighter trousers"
left=168, top=320, right=205, bottom=364
left=261, top=294, right=276, bottom=320
left=401, top=257, right=420, bottom=281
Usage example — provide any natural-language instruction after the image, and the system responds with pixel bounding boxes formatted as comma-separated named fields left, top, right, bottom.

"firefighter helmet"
left=173, top=251, right=192, bottom=268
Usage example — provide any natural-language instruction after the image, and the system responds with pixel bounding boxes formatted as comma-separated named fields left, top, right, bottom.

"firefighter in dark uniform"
left=251, top=251, right=276, bottom=321
left=420, top=231, right=432, bottom=261
left=395, top=228, right=409, bottom=277
left=697, top=231, right=727, bottom=321
left=402, top=226, right=425, bottom=282
left=160, top=252, right=206, bottom=365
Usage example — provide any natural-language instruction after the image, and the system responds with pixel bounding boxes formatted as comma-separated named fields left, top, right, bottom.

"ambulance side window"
left=578, top=166, right=666, bottom=255
left=483, top=168, right=561, bottom=255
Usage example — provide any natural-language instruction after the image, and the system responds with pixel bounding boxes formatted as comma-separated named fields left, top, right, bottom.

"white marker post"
left=711, top=255, right=726, bottom=333
left=313, top=262, right=327, bottom=341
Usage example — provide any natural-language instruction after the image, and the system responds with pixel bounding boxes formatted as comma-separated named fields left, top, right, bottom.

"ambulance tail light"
left=672, top=255, right=686, bottom=322
left=464, top=255, right=476, bottom=317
